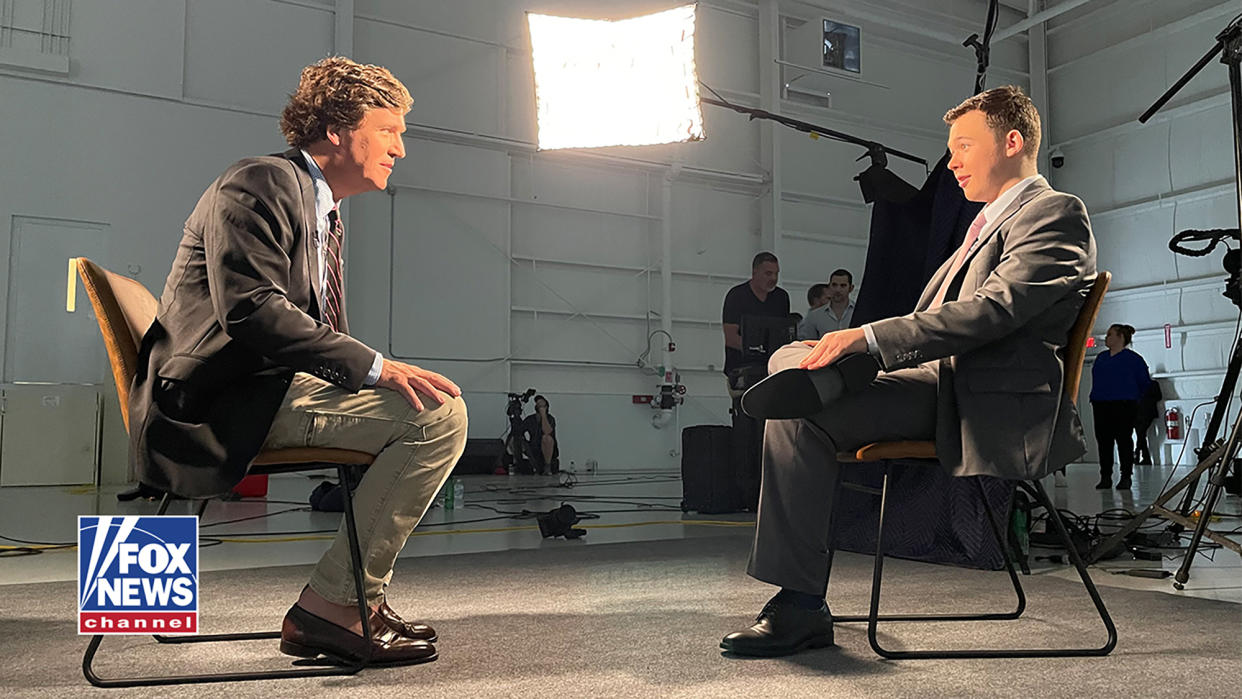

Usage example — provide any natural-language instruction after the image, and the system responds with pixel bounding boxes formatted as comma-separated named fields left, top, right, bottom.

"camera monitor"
left=740, top=314, right=797, bottom=359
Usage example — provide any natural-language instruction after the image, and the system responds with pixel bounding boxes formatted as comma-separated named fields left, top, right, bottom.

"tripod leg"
left=1174, top=477, right=1227, bottom=589
left=1175, top=375, right=1242, bottom=585
left=1174, top=279, right=1242, bottom=517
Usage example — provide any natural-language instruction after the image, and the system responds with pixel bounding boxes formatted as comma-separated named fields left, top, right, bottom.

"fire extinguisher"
left=1166, top=407, right=1182, bottom=441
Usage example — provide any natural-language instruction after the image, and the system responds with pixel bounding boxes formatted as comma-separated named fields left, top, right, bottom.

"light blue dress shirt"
left=301, top=150, right=384, bottom=385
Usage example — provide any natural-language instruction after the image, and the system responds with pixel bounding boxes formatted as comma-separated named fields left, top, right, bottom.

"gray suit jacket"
left=869, top=178, right=1097, bottom=480
left=130, top=149, right=377, bottom=497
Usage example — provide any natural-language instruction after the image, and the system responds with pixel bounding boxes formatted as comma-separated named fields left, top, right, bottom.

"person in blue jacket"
left=1089, top=323, right=1151, bottom=490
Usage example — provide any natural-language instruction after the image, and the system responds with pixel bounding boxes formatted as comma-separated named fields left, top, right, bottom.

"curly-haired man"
left=129, top=57, right=465, bottom=666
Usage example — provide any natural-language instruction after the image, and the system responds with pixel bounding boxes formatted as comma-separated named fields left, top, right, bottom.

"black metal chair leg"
left=153, top=494, right=208, bottom=518
left=1024, top=480, right=1117, bottom=656
left=864, top=467, right=892, bottom=656
left=852, top=476, right=1117, bottom=659
left=835, top=471, right=1026, bottom=624
left=338, top=465, right=374, bottom=664
left=153, top=498, right=238, bottom=645
left=83, top=467, right=375, bottom=687
left=973, top=478, right=1026, bottom=619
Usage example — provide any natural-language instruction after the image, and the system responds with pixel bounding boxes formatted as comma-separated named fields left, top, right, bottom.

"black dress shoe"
left=741, top=353, right=879, bottom=420
left=1116, top=475, right=1132, bottom=490
left=1094, top=477, right=1112, bottom=490
left=377, top=601, right=437, bottom=642
left=720, top=600, right=834, bottom=657
left=280, top=604, right=437, bottom=667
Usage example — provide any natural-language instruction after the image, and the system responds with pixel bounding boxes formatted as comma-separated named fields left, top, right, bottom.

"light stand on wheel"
left=1088, top=14, right=1242, bottom=581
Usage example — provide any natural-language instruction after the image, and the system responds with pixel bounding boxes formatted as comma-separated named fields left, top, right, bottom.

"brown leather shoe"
left=377, top=601, right=438, bottom=642
left=279, top=604, right=437, bottom=667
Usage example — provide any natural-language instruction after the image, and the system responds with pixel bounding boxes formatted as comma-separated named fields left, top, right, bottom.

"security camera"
left=1049, top=148, right=1065, bottom=169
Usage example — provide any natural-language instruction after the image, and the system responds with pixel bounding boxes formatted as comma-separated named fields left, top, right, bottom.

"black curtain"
left=852, top=152, right=983, bottom=327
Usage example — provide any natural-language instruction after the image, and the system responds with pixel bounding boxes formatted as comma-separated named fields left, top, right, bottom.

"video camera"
left=506, top=388, right=537, bottom=420
left=502, top=388, right=538, bottom=474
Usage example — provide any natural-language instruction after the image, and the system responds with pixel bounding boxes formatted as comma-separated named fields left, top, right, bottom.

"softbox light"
left=527, top=4, right=705, bottom=150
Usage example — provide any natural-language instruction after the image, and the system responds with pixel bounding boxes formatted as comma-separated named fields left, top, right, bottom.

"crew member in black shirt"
left=722, top=251, right=791, bottom=396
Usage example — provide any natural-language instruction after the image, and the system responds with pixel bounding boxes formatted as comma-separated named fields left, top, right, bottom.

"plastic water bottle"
left=443, top=477, right=456, bottom=511
left=452, top=478, right=465, bottom=508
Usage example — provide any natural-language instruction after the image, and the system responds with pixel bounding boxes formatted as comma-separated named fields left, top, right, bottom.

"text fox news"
left=78, top=515, right=198, bottom=634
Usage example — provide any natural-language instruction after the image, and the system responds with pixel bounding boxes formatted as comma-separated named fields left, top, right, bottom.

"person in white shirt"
left=797, top=270, right=856, bottom=339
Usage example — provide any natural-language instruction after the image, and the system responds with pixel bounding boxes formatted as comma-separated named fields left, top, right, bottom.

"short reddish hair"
left=944, top=85, right=1041, bottom=160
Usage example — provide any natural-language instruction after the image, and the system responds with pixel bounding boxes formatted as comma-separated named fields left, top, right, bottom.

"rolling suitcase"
left=731, top=410, right=763, bottom=511
left=680, top=425, right=740, bottom=514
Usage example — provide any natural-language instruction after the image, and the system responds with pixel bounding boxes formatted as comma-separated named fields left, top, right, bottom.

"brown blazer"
left=130, top=148, right=376, bottom=497
left=869, top=178, right=1097, bottom=481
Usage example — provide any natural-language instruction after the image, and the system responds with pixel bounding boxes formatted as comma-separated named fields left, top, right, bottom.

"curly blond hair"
left=280, top=56, right=412, bottom=149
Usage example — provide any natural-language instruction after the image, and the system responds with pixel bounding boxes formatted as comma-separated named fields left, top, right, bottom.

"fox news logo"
left=78, top=515, right=198, bottom=635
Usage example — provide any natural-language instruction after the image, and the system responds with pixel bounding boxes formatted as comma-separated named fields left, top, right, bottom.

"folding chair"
left=73, top=257, right=379, bottom=686
left=832, top=271, right=1117, bottom=659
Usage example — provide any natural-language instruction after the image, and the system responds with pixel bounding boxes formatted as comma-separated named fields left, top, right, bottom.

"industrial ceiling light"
left=527, top=4, right=705, bottom=150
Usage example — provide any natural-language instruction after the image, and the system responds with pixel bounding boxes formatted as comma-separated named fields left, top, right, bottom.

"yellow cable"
left=205, top=519, right=753, bottom=544
left=584, top=520, right=753, bottom=529
left=1, top=545, right=71, bottom=551
left=208, top=524, right=540, bottom=544
left=2, top=519, right=755, bottom=550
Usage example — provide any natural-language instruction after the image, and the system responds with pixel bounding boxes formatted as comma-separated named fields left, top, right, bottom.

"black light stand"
left=699, top=97, right=927, bottom=203
left=962, top=0, right=1000, bottom=95
left=1087, top=15, right=1242, bottom=585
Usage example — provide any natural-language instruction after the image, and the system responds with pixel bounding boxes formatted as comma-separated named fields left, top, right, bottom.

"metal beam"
left=758, top=0, right=782, bottom=256
left=993, top=0, right=1095, bottom=42
left=334, top=0, right=353, bottom=56
left=1027, top=0, right=1051, bottom=173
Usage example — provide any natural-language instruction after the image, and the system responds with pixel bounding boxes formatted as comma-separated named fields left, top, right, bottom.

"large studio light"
left=527, top=4, right=705, bottom=150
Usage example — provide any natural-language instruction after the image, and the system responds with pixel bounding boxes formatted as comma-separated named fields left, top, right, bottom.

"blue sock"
left=774, top=588, right=824, bottom=610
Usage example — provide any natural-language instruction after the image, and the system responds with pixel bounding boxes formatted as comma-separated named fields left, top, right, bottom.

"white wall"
left=1044, top=0, right=1241, bottom=463
left=0, top=0, right=1025, bottom=483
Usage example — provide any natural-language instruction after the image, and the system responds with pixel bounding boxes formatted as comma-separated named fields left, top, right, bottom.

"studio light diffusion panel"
left=527, top=4, right=705, bottom=150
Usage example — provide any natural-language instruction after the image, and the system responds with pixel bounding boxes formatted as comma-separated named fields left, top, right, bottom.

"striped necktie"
left=930, top=211, right=987, bottom=309
left=323, top=207, right=345, bottom=331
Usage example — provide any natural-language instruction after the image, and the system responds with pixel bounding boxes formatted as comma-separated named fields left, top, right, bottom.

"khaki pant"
left=262, top=374, right=468, bottom=605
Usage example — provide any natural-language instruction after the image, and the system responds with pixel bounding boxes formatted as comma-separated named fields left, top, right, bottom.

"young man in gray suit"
left=722, top=86, right=1097, bottom=657
left=130, top=57, right=466, bottom=665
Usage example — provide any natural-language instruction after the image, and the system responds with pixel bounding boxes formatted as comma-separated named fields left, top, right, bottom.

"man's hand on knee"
left=798, top=328, right=867, bottom=370
left=376, top=358, right=461, bottom=411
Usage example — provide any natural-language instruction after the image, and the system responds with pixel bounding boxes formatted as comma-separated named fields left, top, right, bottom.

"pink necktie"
left=323, top=207, right=345, bottom=331
left=930, top=211, right=987, bottom=309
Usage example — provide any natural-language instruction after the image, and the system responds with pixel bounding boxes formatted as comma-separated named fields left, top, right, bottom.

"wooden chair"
left=833, top=271, right=1117, bottom=659
left=72, top=257, right=378, bottom=687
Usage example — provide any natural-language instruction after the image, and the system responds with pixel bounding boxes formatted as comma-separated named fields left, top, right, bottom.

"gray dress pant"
left=746, top=343, right=938, bottom=597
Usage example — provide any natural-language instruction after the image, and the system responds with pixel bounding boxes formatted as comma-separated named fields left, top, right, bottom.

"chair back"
left=73, top=258, right=159, bottom=433
left=1062, top=271, right=1111, bottom=406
